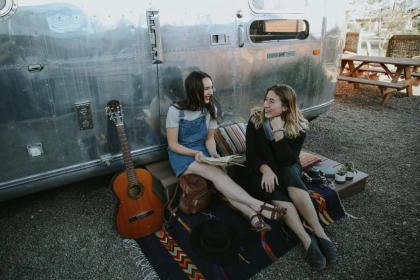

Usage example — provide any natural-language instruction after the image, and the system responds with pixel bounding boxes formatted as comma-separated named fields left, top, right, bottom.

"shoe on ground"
left=306, top=234, right=326, bottom=271
left=317, top=237, right=337, bottom=263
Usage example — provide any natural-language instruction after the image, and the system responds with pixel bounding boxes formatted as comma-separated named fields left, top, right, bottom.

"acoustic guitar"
left=106, top=100, right=164, bottom=239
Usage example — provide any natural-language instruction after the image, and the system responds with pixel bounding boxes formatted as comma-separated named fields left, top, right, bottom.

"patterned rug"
left=135, top=184, right=345, bottom=280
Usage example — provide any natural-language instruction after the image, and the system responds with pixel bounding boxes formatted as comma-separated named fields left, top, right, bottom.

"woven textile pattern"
left=310, top=191, right=334, bottom=225
left=137, top=183, right=346, bottom=279
left=299, top=151, right=321, bottom=169
left=155, top=230, right=205, bottom=280
left=214, top=123, right=246, bottom=156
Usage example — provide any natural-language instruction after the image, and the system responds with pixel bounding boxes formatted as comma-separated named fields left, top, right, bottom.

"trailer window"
left=249, top=19, right=309, bottom=43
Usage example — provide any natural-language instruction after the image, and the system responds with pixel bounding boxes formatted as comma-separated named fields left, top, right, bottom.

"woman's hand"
left=270, top=116, right=285, bottom=131
left=260, top=165, right=278, bottom=193
left=210, top=152, right=220, bottom=158
left=194, top=151, right=205, bottom=162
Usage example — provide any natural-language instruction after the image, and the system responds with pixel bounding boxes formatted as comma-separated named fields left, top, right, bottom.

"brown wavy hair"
left=256, top=84, right=308, bottom=138
left=174, top=71, right=217, bottom=119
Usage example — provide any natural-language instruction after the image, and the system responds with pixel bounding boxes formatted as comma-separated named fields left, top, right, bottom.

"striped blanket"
left=135, top=183, right=345, bottom=280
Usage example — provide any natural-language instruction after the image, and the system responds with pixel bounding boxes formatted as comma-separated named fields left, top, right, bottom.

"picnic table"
left=338, top=54, right=420, bottom=105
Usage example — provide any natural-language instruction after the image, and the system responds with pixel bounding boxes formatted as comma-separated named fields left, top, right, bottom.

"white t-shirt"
left=166, top=105, right=218, bottom=130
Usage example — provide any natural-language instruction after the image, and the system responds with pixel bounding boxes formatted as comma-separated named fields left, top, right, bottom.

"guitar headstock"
left=106, top=100, right=124, bottom=125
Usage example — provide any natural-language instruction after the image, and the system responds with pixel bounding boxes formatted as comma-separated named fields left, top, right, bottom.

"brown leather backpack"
left=178, top=174, right=212, bottom=215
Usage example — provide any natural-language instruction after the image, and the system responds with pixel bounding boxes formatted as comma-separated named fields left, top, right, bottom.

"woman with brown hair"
left=166, top=71, right=286, bottom=231
left=245, top=84, right=337, bottom=270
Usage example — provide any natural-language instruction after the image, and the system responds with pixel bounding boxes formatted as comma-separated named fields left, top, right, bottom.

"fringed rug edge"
left=123, top=239, right=160, bottom=280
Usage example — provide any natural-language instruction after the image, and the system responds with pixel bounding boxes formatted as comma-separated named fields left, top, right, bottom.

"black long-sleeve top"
left=245, top=119, right=306, bottom=176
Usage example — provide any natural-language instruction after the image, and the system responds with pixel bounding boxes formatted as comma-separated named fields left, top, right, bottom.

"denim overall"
left=168, top=109, right=210, bottom=177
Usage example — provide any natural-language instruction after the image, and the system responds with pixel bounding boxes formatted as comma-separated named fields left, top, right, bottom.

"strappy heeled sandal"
left=258, top=203, right=287, bottom=221
left=250, top=214, right=271, bottom=232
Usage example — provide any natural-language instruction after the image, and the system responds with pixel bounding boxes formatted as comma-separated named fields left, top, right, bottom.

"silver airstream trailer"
left=0, top=0, right=347, bottom=201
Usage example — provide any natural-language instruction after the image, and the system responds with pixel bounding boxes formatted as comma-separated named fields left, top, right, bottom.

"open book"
left=201, top=155, right=246, bottom=167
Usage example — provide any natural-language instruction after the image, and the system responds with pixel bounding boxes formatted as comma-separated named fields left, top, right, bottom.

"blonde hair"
left=262, top=84, right=308, bottom=138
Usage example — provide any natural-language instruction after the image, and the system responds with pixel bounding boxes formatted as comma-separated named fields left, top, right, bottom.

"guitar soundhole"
left=127, top=185, right=144, bottom=199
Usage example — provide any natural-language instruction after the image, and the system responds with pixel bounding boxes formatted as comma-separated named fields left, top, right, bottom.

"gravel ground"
left=1, top=84, right=419, bottom=280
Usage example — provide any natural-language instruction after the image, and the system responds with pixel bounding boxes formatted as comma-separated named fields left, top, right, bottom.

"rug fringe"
left=345, top=212, right=363, bottom=220
left=123, top=239, right=160, bottom=280
left=331, top=186, right=364, bottom=220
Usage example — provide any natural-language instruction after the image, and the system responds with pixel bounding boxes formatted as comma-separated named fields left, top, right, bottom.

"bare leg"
left=272, top=200, right=311, bottom=249
left=185, top=162, right=279, bottom=220
left=288, top=187, right=330, bottom=241
left=221, top=195, right=271, bottom=229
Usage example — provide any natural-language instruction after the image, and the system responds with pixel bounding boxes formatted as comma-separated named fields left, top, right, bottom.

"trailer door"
left=149, top=0, right=238, bottom=126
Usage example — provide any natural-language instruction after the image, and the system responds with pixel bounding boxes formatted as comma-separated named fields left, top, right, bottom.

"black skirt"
left=246, top=163, right=308, bottom=203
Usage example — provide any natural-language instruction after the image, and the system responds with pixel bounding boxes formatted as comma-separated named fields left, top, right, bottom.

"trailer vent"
left=27, top=143, right=44, bottom=157
left=211, top=34, right=228, bottom=45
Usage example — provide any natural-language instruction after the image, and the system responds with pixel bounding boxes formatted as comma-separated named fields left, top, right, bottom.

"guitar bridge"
left=128, top=209, right=154, bottom=223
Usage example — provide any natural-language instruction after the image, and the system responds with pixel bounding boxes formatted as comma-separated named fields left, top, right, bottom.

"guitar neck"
left=116, top=124, right=137, bottom=187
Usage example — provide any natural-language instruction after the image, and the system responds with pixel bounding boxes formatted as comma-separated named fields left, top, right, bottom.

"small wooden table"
left=338, top=54, right=420, bottom=104
left=311, top=153, right=368, bottom=198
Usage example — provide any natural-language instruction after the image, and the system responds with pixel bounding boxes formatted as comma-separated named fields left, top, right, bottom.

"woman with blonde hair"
left=245, top=84, right=336, bottom=270
left=166, top=71, right=286, bottom=231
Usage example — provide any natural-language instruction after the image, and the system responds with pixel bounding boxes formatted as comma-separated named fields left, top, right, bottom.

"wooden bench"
left=146, top=151, right=368, bottom=203
left=145, top=160, right=178, bottom=204
left=337, top=75, right=409, bottom=89
left=337, top=75, right=410, bottom=105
